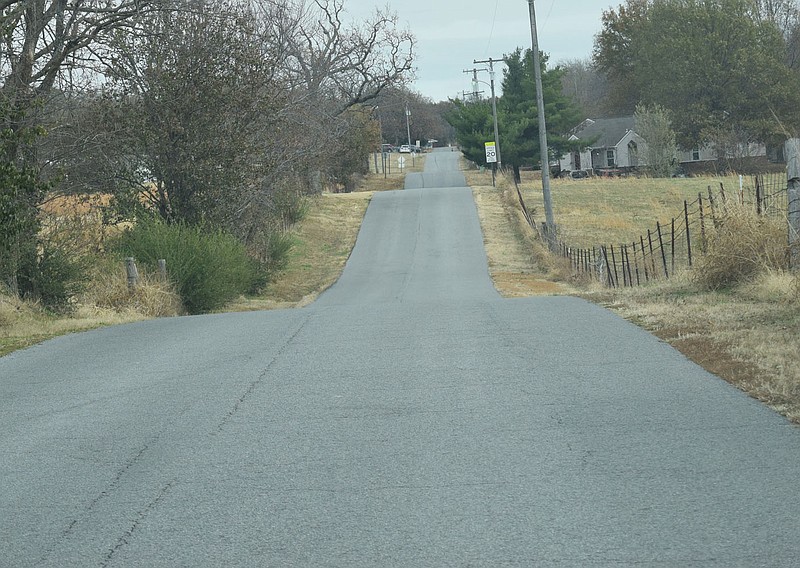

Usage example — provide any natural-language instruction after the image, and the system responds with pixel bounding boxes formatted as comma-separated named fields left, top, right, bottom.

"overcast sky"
left=343, top=0, right=611, bottom=102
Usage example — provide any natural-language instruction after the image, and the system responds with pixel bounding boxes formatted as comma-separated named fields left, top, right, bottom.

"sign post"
left=485, top=141, right=498, bottom=187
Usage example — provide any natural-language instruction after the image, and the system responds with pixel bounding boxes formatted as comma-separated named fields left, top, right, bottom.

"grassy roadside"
left=465, top=164, right=800, bottom=423
left=227, top=192, right=373, bottom=311
left=0, top=156, right=424, bottom=355
left=0, top=192, right=374, bottom=355
left=0, top=294, right=151, bottom=357
left=228, top=153, right=424, bottom=311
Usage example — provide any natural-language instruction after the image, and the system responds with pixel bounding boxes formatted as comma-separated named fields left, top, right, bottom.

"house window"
left=692, top=148, right=700, bottom=161
left=606, top=149, right=616, bottom=167
left=573, top=151, right=581, bottom=170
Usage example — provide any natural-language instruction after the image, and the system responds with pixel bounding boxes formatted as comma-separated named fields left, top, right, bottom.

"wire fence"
left=516, top=172, right=795, bottom=288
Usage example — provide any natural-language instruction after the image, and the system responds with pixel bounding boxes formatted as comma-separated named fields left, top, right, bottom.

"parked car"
left=381, top=144, right=395, bottom=153
left=398, top=144, right=412, bottom=153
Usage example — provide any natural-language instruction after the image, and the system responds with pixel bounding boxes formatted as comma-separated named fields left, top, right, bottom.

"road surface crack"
left=36, top=406, right=190, bottom=566
left=100, top=480, right=175, bottom=567
left=213, top=315, right=310, bottom=433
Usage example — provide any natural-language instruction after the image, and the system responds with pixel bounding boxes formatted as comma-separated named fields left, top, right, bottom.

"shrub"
left=0, top=288, right=12, bottom=329
left=248, top=230, right=294, bottom=277
left=693, top=204, right=789, bottom=291
left=12, top=243, right=84, bottom=315
left=276, top=192, right=309, bottom=230
left=114, top=219, right=266, bottom=314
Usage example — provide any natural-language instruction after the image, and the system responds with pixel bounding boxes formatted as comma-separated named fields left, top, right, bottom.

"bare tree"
left=258, top=0, right=415, bottom=113
left=93, top=1, right=291, bottom=228
left=0, top=1, right=162, bottom=134
left=372, top=86, right=453, bottom=146
left=0, top=0, right=164, bottom=303
left=752, top=0, right=799, bottom=34
left=247, top=0, right=415, bottom=192
left=559, top=58, right=608, bottom=118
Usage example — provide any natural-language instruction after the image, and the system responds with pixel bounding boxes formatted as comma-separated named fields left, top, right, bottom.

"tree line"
left=0, top=0, right=415, bottom=312
left=446, top=49, right=582, bottom=183
left=594, top=0, right=800, bottom=152
left=450, top=0, right=800, bottom=178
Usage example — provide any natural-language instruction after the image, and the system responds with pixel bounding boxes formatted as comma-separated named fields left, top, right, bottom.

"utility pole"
left=528, top=0, right=556, bottom=248
left=462, top=68, right=483, bottom=102
left=405, top=102, right=414, bottom=166
left=405, top=103, right=412, bottom=147
left=474, top=57, right=503, bottom=170
left=379, top=111, right=386, bottom=179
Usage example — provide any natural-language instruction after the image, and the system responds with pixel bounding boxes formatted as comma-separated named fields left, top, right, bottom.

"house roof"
left=572, top=116, right=636, bottom=149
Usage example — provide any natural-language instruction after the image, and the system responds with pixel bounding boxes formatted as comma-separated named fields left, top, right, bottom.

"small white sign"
left=398, top=156, right=406, bottom=169
left=485, top=141, right=497, bottom=164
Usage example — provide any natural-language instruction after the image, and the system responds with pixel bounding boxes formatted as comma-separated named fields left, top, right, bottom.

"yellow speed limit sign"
left=485, top=141, right=497, bottom=164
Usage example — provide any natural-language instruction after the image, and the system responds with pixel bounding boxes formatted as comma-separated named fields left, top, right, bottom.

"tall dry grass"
left=82, top=259, right=183, bottom=318
left=40, top=193, right=183, bottom=318
left=0, top=193, right=186, bottom=356
left=1, top=261, right=183, bottom=356
left=692, top=203, right=790, bottom=291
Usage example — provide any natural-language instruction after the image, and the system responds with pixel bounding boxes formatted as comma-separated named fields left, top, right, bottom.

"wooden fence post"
left=786, top=139, right=800, bottom=270
left=698, top=194, right=707, bottom=253
left=708, top=186, right=720, bottom=229
left=684, top=200, right=692, bottom=268
left=610, top=245, right=620, bottom=286
left=125, top=258, right=139, bottom=289
left=602, top=246, right=615, bottom=287
left=640, top=235, right=650, bottom=282
left=632, top=242, right=641, bottom=286
left=623, top=244, right=633, bottom=287
left=656, top=221, right=669, bottom=278
left=158, top=259, right=167, bottom=281
left=647, top=229, right=657, bottom=278
left=755, top=175, right=763, bottom=215
left=670, top=218, right=676, bottom=273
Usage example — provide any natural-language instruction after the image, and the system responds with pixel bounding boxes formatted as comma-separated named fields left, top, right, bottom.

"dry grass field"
left=467, top=167, right=746, bottom=247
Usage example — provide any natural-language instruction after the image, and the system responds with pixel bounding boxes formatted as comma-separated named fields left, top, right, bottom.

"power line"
left=543, top=0, right=555, bottom=26
left=485, top=0, right=499, bottom=55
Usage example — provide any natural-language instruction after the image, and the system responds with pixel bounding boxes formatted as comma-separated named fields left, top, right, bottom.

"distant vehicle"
left=570, top=169, right=590, bottom=179
left=398, top=145, right=412, bottom=153
left=381, top=144, right=395, bottom=153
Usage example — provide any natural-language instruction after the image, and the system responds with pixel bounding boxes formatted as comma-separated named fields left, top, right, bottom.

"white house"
left=559, top=117, right=647, bottom=173
left=560, top=116, right=771, bottom=175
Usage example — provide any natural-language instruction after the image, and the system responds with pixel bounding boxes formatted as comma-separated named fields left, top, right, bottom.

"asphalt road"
left=2, top=149, right=799, bottom=566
